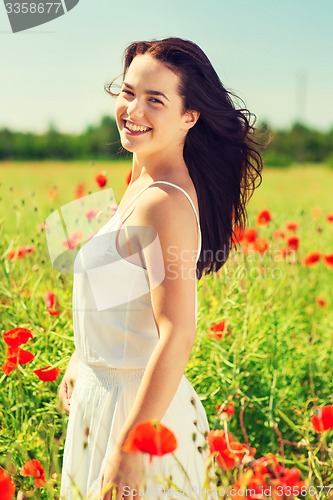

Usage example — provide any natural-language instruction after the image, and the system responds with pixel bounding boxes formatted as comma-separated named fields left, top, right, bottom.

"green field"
left=1, top=161, right=333, bottom=498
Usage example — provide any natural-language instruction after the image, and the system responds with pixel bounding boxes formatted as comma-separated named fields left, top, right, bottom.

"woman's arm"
left=101, top=187, right=199, bottom=498
left=58, top=350, right=78, bottom=414
left=117, top=187, right=199, bottom=444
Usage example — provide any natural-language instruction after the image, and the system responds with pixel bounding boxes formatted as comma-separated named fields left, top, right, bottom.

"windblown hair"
left=105, top=37, right=264, bottom=280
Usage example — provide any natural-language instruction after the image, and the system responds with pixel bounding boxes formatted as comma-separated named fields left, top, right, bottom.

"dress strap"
left=150, top=181, right=202, bottom=262
left=119, top=180, right=202, bottom=262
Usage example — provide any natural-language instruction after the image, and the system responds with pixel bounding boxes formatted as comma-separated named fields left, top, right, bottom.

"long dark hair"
left=105, top=37, right=264, bottom=280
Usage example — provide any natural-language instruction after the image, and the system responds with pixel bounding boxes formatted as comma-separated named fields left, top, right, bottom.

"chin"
left=120, top=138, right=149, bottom=155
left=120, top=139, right=136, bottom=153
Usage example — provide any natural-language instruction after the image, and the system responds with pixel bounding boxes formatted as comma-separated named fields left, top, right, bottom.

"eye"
left=149, top=98, right=163, bottom=105
left=122, top=89, right=134, bottom=96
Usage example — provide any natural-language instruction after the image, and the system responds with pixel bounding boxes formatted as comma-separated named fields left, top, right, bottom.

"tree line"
left=0, top=116, right=332, bottom=167
left=261, top=121, right=333, bottom=166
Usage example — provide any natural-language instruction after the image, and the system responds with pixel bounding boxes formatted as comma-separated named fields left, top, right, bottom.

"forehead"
left=125, top=54, right=180, bottom=94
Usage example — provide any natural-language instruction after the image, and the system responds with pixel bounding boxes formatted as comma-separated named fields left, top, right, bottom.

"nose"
left=126, top=98, right=144, bottom=120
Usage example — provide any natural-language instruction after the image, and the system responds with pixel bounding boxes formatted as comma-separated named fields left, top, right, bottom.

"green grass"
left=0, top=161, right=333, bottom=498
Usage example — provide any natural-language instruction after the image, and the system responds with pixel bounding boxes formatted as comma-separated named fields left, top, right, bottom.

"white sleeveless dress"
left=60, top=181, right=210, bottom=499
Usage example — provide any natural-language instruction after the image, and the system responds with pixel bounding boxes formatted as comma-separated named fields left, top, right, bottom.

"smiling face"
left=115, top=54, right=196, bottom=160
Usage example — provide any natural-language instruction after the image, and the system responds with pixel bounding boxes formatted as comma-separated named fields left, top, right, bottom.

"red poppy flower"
left=95, top=172, right=107, bottom=188
left=242, top=228, right=258, bottom=244
left=326, top=214, right=333, bottom=223
left=208, top=332, right=224, bottom=340
left=216, top=401, right=235, bottom=418
left=2, top=346, right=35, bottom=375
left=0, top=467, right=15, bottom=500
left=74, top=182, right=86, bottom=199
left=285, top=221, right=299, bottom=232
left=7, top=248, right=25, bottom=260
left=122, top=420, right=177, bottom=463
left=208, top=321, right=230, bottom=340
left=254, top=454, right=302, bottom=484
left=207, top=429, right=255, bottom=470
left=273, top=467, right=306, bottom=488
left=47, top=308, right=60, bottom=316
left=231, top=226, right=245, bottom=246
left=210, top=320, right=229, bottom=332
left=270, top=470, right=306, bottom=498
left=2, top=360, right=17, bottom=376
left=43, top=291, right=55, bottom=309
left=20, top=459, right=46, bottom=488
left=324, top=254, right=333, bottom=268
left=85, top=209, right=98, bottom=221
left=34, top=366, right=61, bottom=382
left=6, top=346, right=35, bottom=365
left=256, top=210, right=272, bottom=226
left=2, top=328, right=33, bottom=347
left=315, top=297, right=327, bottom=307
left=251, top=453, right=282, bottom=478
left=126, top=170, right=132, bottom=185
left=273, top=229, right=285, bottom=240
left=302, top=252, right=321, bottom=266
left=311, top=405, right=333, bottom=432
left=234, top=454, right=305, bottom=499
left=287, top=236, right=299, bottom=251
left=253, top=237, right=269, bottom=253
left=61, top=231, right=84, bottom=250
left=7, top=245, right=35, bottom=260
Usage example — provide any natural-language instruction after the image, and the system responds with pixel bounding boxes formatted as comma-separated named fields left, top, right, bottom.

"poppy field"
left=0, top=161, right=333, bottom=499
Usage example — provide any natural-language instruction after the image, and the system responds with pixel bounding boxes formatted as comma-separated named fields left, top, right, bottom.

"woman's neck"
left=130, top=152, right=189, bottom=185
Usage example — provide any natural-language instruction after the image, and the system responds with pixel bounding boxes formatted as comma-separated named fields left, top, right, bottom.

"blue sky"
left=1, top=0, right=332, bottom=133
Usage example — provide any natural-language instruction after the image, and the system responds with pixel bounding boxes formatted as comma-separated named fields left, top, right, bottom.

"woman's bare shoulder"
left=133, top=182, right=198, bottom=264
left=139, top=180, right=197, bottom=224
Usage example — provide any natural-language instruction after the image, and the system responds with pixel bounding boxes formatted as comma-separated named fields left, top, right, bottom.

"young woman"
left=59, top=38, right=263, bottom=499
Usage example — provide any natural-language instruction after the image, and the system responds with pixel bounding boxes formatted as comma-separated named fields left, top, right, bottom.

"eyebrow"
left=123, top=82, right=170, bottom=101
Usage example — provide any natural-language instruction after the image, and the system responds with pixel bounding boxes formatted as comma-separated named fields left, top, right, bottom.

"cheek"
left=115, top=97, right=126, bottom=119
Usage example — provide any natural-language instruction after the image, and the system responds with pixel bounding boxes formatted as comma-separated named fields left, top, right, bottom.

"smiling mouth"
left=123, top=120, right=152, bottom=134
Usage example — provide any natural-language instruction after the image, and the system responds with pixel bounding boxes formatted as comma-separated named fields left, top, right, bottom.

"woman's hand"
left=100, top=446, right=144, bottom=499
left=58, top=351, right=78, bottom=414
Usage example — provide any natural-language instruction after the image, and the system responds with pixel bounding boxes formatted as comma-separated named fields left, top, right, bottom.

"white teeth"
left=125, top=121, right=150, bottom=132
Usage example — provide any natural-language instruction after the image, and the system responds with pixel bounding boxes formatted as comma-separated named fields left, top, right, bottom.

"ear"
left=183, top=110, right=200, bottom=130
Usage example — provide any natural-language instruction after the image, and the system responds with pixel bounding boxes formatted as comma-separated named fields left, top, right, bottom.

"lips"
left=123, top=120, right=152, bottom=135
